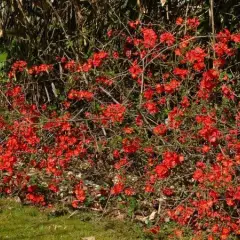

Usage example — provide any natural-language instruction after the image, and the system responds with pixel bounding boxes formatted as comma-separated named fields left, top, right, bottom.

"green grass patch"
left=0, top=199, right=145, bottom=240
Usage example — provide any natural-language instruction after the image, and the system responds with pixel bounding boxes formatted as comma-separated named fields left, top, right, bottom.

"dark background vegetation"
left=1, top=0, right=239, bottom=106
left=1, top=0, right=239, bottom=63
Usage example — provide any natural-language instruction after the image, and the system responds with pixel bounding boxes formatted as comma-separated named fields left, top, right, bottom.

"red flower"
left=193, top=169, right=204, bottom=182
left=75, top=183, right=86, bottom=202
left=173, top=68, right=189, bottom=79
left=162, top=151, right=184, bottom=169
left=221, top=227, right=231, bottom=239
left=213, top=58, right=226, bottom=68
left=141, top=28, right=157, bottom=48
left=102, top=103, right=126, bottom=124
left=164, top=79, right=181, bottom=94
left=168, top=107, right=184, bottom=129
left=112, top=51, right=119, bottom=59
left=48, top=184, right=59, bottom=193
left=186, top=47, right=207, bottom=63
left=72, top=200, right=79, bottom=208
left=153, top=124, right=167, bottom=136
left=201, top=145, right=211, bottom=153
left=162, top=187, right=174, bottom=196
left=128, top=20, right=140, bottom=29
left=122, top=138, right=140, bottom=154
left=181, top=96, right=190, bottom=108
left=114, top=158, right=128, bottom=170
left=143, top=89, right=154, bottom=100
left=145, top=183, right=154, bottom=193
left=233, top=187, right=240, bottom=200
left=123, top=127, right=134, bottom=134
left=9, top=60, right=27, bottom=77
left=175, top=48, right=182, bottom=56
left=160, top=32, right=175, bottom=46
left=231, top=33, right=240, bottom=43
left=124, top=187, right=135, bottom=196
left=155, top=84, right=164, bottom=94
left=135, top=114, right=143, bottom=126
left=113, top=149, right=120, bottom=159
left=176, top=17, right=184, bottom=25
left=193, top=61, right=205, bottom=71
left=214, top=42, right=234, bottom=57
left=158, top=97, right=166, bottom=105
left=68, top=90, right=94, bottom=101
left=96, top=76, right=113, bottom=86
left=6, top=86, right=22, bottom=97
left=129, top=61, right=143, bottom=79
left=28, top=64, right=53, bottom=75
left=211, top=224, right=219, bottom=233
left=155, top=164, right=169, bottom=179
left=187, top=17, right=200, bottom=29
left=199, top=69, right=219, bottom=92
left=26, top=193, right=45, bottom=205
left=198, top=125, right=221, bottom=144
left=111, top=182, right=124, bottom=195
left=147, top=226, right=160, bottom=234
left=92, top=51, right=108, bottom=67
left=217, top=29, right=231, bottom=43
left=107, top=29, right=113, bottom=37
left=143, top=101, right=158, bottom=114
left=221, top=84, right=235, bottom=100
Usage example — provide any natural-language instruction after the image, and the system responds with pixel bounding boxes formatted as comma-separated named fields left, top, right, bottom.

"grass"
left=0, top=198, right=145, bottom=240
left=2, top=198, right=238, bottom=240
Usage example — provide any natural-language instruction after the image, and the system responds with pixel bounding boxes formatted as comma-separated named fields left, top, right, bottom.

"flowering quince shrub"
left=1, top=17, right=240, bottom=239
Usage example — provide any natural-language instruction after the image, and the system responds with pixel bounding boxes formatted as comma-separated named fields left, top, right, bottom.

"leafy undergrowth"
left=0, top=198, right=145, bottom=240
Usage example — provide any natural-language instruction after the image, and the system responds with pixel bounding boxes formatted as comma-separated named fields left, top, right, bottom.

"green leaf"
left=0, top=52, right=7, bottom=62
left=227, top=73, right=232, bottom=79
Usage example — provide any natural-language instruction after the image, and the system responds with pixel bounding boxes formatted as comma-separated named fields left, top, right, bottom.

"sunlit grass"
left=0, top=198, right=144, bottom=240
left=2, top=198, right=238, bottom=240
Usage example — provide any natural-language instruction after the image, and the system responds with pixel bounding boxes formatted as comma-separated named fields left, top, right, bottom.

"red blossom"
left=160, top=32, right=175, bottom=46
left=122, top=138, right=140, bottom=154
left=141, top=28, right=157, bottom=48
left=181, top=96, right=190, bottom=108
left=129, top=61, right=143, bottom=79
left=124, top=187, right=135, bottom=196
left=185, top=47, right=207, bottom=67
left=114, top=158, right=128, bottom=170
left=153, top=123, right=167, bottom=136
left=214, top=42, right=235, bottom=57
left=164, top=79, right=181, bottom=94
left=74, top=182, right=86, bottom=202
left=173, top=68, right=189, bottom=79
left=221, top=84, right=235, bottom=100
left=96, top=76, right=113, bottom=86
left=101, top=103, right=126, bottom=124
left=162, top=187, right=174, bottom=196
left=187, top=17, right=200, bottom=29
left=92, top=51, right=108, bottom=67
left=217, top=29, right=231, bottom=43
left=176, top=17, right=184, bottom=25
left=155, top=164, right=169, bottom=179
left=128, top=20, right=140, bottom=29
left=143, top=101, right=158, bottom=114
left=68, top=90, right=94, bottom=101
left=231, top=33, right=240, bottom=43
left=111, top=182, right=124, bottom=195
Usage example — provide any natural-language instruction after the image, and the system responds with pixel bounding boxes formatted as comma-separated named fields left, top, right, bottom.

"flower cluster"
left=68, top=90, right=94, bottom=101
